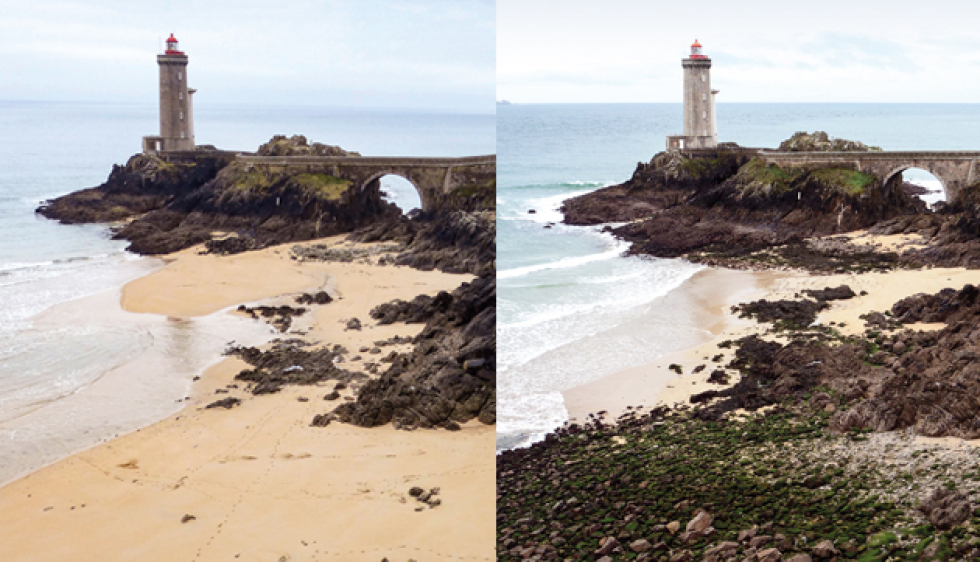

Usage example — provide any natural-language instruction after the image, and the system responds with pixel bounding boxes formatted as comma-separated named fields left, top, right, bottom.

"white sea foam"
left=906, top=179, right=947, bottom=208
left=498, top=238, right=630, bottom=280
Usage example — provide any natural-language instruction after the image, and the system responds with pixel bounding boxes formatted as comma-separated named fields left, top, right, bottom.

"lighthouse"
left=666, top=40, right=719, bottom=151
left=142, top=34, right=196, bottom=153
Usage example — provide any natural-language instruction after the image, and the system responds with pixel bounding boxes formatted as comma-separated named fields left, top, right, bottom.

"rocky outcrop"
left=256, top=134, right=360, bottom=157
left=562, top=147, right=922, bottom=266
left=36, top=137, right=399, bottom=255
left=36, top=151, right=234, bottom=225
left=692, top=284, right=980, bottom=440
left=228, top=340, right=367, bottom=396
left=348, top=210, right=495, bottom=277
left=871, top=208, right=980, bottom=270
left=560, top=132, right=933, bottom=269
left=328, top=275, right=495, bottom=430
left=777, top=131, right=881, bottom=152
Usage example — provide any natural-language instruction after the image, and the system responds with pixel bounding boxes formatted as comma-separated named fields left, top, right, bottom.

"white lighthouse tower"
left=143, top=34, right=196, bottom=153
left=667, top=39, right=719, bottom=151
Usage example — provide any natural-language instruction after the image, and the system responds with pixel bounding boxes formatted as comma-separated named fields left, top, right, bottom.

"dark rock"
left=205, top=397, right=241, bottom=409
left=802, top=285, right=857, bottom=301
left=707, top=369, right=729, bottom=384
left=732, top=298, right=828, bottom=330
left=331, top=276, right=495, bottom=429
left=228, top=340, right=365, bottom=397
left=371, top=291, right=453, bottom=325
left=296, top=291, right=333, bottom=305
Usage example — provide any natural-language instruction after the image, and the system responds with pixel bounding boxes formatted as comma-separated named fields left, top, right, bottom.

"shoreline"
left=561, top=266, right=776, bottom=424
left=0, top=236, right=494, bottom=561
left=0, top=256, right=281, bottom=488
left=563, top=259, right=980, bottom=425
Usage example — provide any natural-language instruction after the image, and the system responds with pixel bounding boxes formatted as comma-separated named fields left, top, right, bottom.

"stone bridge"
left=756, top=151, right=980, bottom=204
left=235, top=154, right=496, bottom=211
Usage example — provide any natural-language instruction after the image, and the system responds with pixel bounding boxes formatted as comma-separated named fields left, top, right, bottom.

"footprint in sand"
left=279, top=452, right=312, bottom=460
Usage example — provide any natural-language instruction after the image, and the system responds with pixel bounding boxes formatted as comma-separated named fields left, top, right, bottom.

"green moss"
left=735, top=158, right=803, bottom=195
left=810, top=168, right=876, bottom=196
left=233, top=169, right=274, bottom=192
left=291, top=173, right=351, bottom=200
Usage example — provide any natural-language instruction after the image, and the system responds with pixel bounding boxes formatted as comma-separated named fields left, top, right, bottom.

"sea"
left=0, top=100, right=494, bottom=484
left=497, top=103, right=980, bottom=450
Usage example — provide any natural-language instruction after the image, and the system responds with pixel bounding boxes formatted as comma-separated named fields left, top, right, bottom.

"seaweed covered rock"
left=329, top=276, right=495, bottom=429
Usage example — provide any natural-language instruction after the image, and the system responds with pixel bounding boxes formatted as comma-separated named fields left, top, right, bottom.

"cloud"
left=0, top=0, right=495, bottom=112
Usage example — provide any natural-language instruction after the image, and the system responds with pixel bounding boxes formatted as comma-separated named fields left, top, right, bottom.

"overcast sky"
left=0, top=0, right=494, bottom=113
left=498, top=0, right=980, bottom=104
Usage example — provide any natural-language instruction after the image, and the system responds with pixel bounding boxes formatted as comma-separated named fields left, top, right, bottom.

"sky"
left=498, top=0, right=980, bottom=104
left=0, top=0, right=495, bottom=113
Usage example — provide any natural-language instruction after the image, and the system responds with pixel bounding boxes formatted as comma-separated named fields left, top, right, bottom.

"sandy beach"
left=563, top=254, right=980, bottom=423
left=0, top=236, right=494, bottom=561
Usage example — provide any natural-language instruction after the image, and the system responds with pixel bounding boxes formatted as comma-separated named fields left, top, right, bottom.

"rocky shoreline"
left=35, top=135, right=496, bottom=433
left=501, top=133, right=980, bottom=560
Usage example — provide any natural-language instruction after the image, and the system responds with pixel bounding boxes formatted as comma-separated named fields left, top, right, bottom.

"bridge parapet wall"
left=233, top=154, right=496, bottom=211
left=757, top=151, right=980, bottom=204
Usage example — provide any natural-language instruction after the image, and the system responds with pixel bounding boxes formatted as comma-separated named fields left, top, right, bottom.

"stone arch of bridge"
left=880, top=163, right=951, bottom=200
left=359, top=169, right=429, bottom=210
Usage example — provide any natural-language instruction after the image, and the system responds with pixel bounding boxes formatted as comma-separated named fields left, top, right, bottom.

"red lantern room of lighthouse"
left=690, top=39, right=706, bottom=59
left=165, top=34, right=184, bottom=55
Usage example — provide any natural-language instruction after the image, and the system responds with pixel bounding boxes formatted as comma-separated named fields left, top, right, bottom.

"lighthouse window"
left=180, top=111, right=184, bottom=120
left=701, top=74, right=705, bottom=82
left=178, top=72, right=182, bottom=81
left=181, top=131, right=185, bottom=139
left=179, top=92, right=183, bottom=100
left=702, top=110, right=707, bottom=120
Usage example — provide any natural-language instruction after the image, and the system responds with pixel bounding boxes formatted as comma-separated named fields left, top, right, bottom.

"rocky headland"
left=37, top=135, right=395, bottom=255
left=500, top=133, right=980, bottom=560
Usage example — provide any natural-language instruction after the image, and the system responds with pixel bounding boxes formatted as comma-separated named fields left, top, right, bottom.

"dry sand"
left=0, top=237, right=494, bottom=561
left=563, top=252, right=980, bottom=424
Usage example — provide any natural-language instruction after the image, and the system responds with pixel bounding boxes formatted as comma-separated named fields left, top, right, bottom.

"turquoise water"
left=497, top=103, right=980, bottom=450
left=0, top=101, right=494, bottom=481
